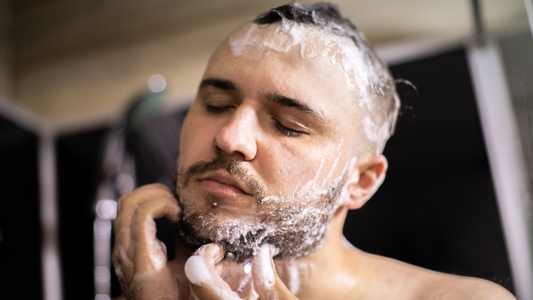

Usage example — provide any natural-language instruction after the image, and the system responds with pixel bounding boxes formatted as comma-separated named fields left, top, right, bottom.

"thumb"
left=252, top=245, right=298, bottom=300
left=185, top=243, right=241, bottom=300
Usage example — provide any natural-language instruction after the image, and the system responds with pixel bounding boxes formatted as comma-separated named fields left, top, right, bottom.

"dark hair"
left=255, top=2, right=359, bottom=41
left=253, top=2, right=400, bottom=151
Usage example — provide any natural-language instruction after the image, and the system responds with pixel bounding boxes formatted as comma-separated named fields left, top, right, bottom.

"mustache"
left=180, top=155, right=266, bottom=199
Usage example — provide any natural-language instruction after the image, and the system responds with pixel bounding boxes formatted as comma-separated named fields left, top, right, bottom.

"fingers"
left=185, top=244, right=242, bottom=300
left=115, top=183, right=177, bottom=230
left=185, top=243, right=299, bottom=300
left=192, top=243, right=226, bottom=269
left=251, top=244, right=277, bottom=297
left=130, top=197, right=181, bottom=272
left=111, top=184, right=181, bottom=299
left=114, top=183, right=180, bottom=249
left=253, top=245, right=299, bottom=300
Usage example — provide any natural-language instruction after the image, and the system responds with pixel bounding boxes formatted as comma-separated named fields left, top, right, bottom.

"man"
left=112, top=3, right=515, bottom=299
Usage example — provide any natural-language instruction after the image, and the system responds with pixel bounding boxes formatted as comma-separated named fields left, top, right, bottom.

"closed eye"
left=273, top=119, right=302, bottom=137
left=206, top=105, right=233, bottom=114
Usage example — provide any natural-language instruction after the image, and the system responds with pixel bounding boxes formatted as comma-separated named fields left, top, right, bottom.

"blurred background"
left=0, top=0, right=532, bottom=299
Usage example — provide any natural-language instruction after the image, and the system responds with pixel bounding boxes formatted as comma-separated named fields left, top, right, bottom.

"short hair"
left=254, top=2, right=400, bottom=154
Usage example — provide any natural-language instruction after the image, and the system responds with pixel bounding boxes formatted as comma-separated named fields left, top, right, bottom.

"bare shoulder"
left=417, top=272, right=516, bottom=300
left=358, top=251, right=516, bottom=300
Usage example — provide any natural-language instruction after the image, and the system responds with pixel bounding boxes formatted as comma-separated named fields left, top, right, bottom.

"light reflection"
left=94, top=216, right=113, bottom=298
left=96, top=200, right=117, bottom=220
left=95, top=266, right=111, bottom=283
left=115, top=173, right=134, bottom=194
left=95, top=294, right=111, bottom=300
left=148, top=74, right=166, bottom=93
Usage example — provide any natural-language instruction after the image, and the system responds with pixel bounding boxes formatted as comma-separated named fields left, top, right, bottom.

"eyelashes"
left=206, top=105, right=232, bottom=114
left=205, top=104, right=305, bottom=138
left=273, top=119, right=302, bottom=137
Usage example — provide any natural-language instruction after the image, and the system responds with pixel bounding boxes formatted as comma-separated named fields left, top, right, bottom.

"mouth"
left=197, top=172, right=252, bottom=198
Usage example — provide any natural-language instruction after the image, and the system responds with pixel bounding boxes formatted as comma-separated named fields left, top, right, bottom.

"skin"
left=112, top=23, right=517, bottom=300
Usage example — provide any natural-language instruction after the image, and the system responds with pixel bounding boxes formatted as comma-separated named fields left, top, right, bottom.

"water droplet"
left=213, top=202, right=218, bottom=207
left=244, top=261, right=252, bottom=274
left=226, top=252, right=235, bottom=261
left=252, top=249, right=257, bottom=256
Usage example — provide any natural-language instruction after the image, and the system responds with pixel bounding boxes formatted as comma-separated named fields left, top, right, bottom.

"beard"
left=174, top=155, right=349, bottom=263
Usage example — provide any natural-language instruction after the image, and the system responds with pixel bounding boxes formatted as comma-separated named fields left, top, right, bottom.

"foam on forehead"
left=229, top=20, right=375, bottom=112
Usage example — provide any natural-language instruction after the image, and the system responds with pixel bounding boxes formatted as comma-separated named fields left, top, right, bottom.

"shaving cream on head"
left=229, top=20, right=397, bottom=155
left=229, top=21, right=375, bottom=111
left=362, top=116, right=391, bottom=154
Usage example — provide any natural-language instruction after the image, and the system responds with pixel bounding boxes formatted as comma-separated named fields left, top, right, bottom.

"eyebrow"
left=200, top=78, right=237, bottom=91
left=265, top=93, right=325, bottom=123
left=199, top=77, right=325, bottom=124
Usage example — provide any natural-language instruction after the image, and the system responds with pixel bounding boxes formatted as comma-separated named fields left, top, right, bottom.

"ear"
left=345, top=155, right=388, bottom=210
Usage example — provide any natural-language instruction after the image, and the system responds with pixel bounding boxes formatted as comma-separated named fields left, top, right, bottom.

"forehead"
left=204, top=22, right=359, bottom=120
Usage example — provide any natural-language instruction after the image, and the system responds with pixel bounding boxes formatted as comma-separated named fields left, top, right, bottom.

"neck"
left=274, top=206, right=352, bottom=295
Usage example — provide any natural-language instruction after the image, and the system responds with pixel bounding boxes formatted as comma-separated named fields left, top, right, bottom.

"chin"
left=176, top=197, right=335, bottom=263
left=174, top=158, right=350, bottom=263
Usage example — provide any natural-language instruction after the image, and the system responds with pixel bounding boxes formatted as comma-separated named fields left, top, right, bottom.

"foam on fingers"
left=185, top=247, right=242, bottom=300
left=252, top=244, right=279, bottom=299
left=185, top=258, right=242, bottom=300
left=194, top=243, right=225, bottom=269
left=185, top=255, right=214, bottom=286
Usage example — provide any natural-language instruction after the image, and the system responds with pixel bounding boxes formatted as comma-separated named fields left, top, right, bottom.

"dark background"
left=343, top=48, right=512, bottom=290
left=0, top=47, right=513, bottom=299
left=0, top=115, right=42, bottom=300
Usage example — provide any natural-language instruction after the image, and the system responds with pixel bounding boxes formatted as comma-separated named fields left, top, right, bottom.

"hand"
left=185, top=243, right=299, bottom=300
left=112, top=184, right=182, bottom=300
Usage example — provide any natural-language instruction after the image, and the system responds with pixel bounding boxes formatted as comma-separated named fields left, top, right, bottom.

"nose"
left=213, top=105, right=258, bottom=161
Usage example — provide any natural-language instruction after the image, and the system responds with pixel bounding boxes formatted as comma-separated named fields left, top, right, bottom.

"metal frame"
left=467, top=43, right=533, bottom=300
left=0, top=98, right=63, bottom=300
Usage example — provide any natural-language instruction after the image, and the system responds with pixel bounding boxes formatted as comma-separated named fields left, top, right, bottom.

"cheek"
left=178, top=112, right=218, bottom=170
left=259, top=139, right=338, bottom=196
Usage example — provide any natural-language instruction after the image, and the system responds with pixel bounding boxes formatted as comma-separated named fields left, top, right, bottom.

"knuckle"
left=150, top=183, right=174, bottom=198
left=132, top=207, right=153, bottom=229
left=139, top=183, right=169, bottom=193
left=116, top=195, right=130, bottom=212
left=133, top=204, right=148, bottom=219
left=118, top=192, right=133, bottom=203
left=152, top=182, right=171, bottom=190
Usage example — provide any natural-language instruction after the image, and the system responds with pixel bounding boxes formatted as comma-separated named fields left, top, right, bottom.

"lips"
left=198, top=172, right=251, bottom=197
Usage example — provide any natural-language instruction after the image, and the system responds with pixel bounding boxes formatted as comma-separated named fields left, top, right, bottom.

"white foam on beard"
left=229, top=21, right=376, bottom=112
left=177, top=153, right=357, bottom=262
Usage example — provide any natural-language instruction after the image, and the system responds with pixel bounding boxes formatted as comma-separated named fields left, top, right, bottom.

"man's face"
left=175, top=23, right=362, bottom=262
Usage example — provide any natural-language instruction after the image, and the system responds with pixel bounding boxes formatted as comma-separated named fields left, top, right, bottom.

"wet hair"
left=255, top=3, right=361, bottom=41
left=254, top=2, right=400, bottom=153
